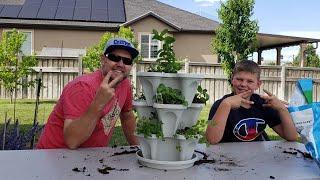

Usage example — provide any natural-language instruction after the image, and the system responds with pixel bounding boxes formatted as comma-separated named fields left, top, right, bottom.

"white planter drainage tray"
left=136, top=150, right=199, bottom=170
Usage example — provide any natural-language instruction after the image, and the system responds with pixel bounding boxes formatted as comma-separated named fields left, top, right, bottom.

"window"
left=140, top=34, right=161, bottom=60
left=4, top=29, right=33, bottom=55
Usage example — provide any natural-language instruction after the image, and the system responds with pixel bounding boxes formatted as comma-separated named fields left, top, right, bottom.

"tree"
left=212, top=0, right=259, bottom=80
left=82, top=26, right=138, bottom=72
left=0, top=29, right=37, bottom=101
left=0, top=29, right=37, bottom=120
left=292, top=44, right=320, bottom=67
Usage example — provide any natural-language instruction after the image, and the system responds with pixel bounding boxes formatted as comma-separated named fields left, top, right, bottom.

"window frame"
left=3, top=28, right=34, bottom=55
left=138, top=32, right=162, bottom=61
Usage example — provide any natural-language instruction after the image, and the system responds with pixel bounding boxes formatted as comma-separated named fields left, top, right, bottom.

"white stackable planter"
left=179, top=103, right=205, bottom=129
left=134, top=71, right=205, bottom=168
left=132, top=100, right=155, bottom=120
left=137, top=72, right=204, bottom=107
left=153, top=103, right=187, bottom=137
left=136, top=134, right=199, bottom=161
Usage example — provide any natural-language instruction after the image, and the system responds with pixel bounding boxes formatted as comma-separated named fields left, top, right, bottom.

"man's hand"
left=223, top=90, right=254, bottom=109
left=260, top=89, right=287, bottom=111
left=94, top=71, right=124, bottom=109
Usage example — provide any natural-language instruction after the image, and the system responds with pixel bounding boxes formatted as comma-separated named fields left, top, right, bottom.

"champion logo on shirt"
left=233, top=118, right=265, bottom=141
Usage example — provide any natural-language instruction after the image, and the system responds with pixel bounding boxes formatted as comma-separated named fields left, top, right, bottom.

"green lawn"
left=0, top=99, right=282, bottom=148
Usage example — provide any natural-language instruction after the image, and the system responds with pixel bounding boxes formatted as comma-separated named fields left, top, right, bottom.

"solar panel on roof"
left=37, top=6, right=57, bottom=19
left=24, top=0, right=42, bottom=6
left=58, top=0, right=75, bottom=8
left=0, top=5, right=4, bottom=13
left=73, top=7, right=90, bottom=21
left=91, top=8, right=108, bottom=22
left=41, top=0, right=59, bottom=7
left=107, top=0, right=125, bottom=22
left=0, top=5, right=22, bottom=18
left=92, top=0, right=107, bottom=9
left=0, top=0, right=126, bottom=23
left=75, top=0, right=91, bottom=8
left=55, top=7, right=74, bottom=20
left=19, top=5, right=41, bottom=18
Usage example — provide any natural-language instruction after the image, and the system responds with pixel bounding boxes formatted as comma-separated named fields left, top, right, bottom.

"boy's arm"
left=261, top=89, right=298, bottom=141
left=205, top=100, right=232, bottom=144
left=271, top=108, right=298, bottom=141
left=206, top=91, right=254, bottom=144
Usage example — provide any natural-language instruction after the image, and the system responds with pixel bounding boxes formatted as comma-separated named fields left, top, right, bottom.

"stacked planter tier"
left=134, top=72, right=205, bottom=168
left=137, top=72, right=204, bottom=106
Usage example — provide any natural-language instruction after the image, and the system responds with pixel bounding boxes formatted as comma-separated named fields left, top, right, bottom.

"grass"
left=0, top=99, right=282, bottom=148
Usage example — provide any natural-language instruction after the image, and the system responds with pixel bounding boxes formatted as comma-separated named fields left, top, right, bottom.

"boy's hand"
left=260, top=89, right=287, bottom=111
left=223, top=90, right=254, bottom=109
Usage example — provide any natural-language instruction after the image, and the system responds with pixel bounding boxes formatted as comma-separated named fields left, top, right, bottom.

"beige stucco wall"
left=129, top=16, right=218, bottom=63
left=129, top=16, right=175, bottom=38
left=0, top=27, right=111, bottom=54
left=1, top=15, right=218, bottom=63
left=173, top=33, right=218, bottom=63
left=34, top=29, right=108, bottom=53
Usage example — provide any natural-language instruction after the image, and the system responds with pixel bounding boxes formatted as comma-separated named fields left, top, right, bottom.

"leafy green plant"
left=192, top=85, right=210, bottom=105
left=134, top=92, right=146, bottom=101
left=82, top=26, right=139, bottom=72
left=0, top=29, right=37, bottom=101
left=148, top=29, right=182, bottom=73
left=155, top=84, right=188, bottom=106
left=136, top=112, right=163, bottom=139
left=176, top=118, right=207, bottom=140
left=212, top=0, right=258, bottom=81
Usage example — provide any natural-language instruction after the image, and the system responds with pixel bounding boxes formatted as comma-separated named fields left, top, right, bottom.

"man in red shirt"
left=37, top=38, right=139, bottom=149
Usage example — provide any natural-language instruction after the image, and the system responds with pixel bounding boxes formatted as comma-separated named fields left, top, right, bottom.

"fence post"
left=78, top=55, right=83, bottom=76
left=132, top=63, right=137, bottom=95
left=184, top=57, right=189, bottom=73
left=280, top=65, right=286, bottom=101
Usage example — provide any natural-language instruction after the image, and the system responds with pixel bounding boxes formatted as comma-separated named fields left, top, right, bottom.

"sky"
left=157, top=0, right=320, bottom=63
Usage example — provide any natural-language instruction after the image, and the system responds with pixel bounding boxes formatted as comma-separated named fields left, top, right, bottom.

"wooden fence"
left=1, top=57, right=320, bottom=104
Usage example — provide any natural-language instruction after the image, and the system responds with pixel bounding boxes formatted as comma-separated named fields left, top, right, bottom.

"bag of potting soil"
left=288, top=78, right=320, bottom=167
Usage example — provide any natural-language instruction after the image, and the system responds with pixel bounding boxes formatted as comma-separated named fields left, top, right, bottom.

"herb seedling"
left=176, top=119, right=207, bottom=139
left=136, top=113, right=163, bottom=139
left=155, top=83, right=188, bottom=106
left=192, top=85, right=210, bottom=105
left=148, top=29, right=182, bottom=73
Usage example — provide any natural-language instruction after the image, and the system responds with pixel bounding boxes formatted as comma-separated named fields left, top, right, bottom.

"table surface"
left=0, top=140, right=319, bottom=180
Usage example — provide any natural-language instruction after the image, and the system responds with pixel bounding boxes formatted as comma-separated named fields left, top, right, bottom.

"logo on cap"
left=114, top=39, right=132, bottom=47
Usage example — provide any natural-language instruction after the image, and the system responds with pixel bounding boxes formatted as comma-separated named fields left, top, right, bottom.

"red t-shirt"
left=36, top=70, right=133, bottom=149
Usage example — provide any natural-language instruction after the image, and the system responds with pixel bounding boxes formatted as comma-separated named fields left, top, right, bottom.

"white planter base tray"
left=136, top=150, right=199, bottom=170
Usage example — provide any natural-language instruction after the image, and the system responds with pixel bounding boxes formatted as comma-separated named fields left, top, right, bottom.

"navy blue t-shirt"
left=208, top=93, right=281, bottom=142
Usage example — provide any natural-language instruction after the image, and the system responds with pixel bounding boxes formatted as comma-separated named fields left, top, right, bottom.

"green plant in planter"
left=136, top=112, right=163, bottom=139
left=155, top=84, right=188, bottom=106
left=192, top=85, right=210, bottom=105
left=176, top=118, right=207, bottom=140
left=148, top=29, right=182, bottom=73
left=134, top=92, right=146, bottom=101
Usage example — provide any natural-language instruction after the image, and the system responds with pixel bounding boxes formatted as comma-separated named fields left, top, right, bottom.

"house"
left=1, top=0, right=319, bottom=65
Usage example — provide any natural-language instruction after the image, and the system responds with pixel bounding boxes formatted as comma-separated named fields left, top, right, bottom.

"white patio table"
left=0, top=140, right=319, bottom=180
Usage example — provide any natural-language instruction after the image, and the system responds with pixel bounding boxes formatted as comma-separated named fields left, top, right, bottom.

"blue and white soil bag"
left=288, top=79, right=320, bottom=166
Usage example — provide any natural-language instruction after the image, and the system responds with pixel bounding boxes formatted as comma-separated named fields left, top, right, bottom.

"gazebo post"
left=257, top=49, right=262, bottom=65
left=300, top=43, right=307, bottom=67
left=276, top=47, right=282, bottom=65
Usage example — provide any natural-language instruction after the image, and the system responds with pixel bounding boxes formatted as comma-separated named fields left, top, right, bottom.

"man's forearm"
left=120, top=111, right=139, bottom=145
left=63, top=100, right=104, bottom=149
